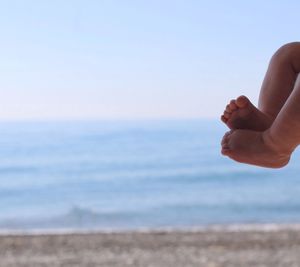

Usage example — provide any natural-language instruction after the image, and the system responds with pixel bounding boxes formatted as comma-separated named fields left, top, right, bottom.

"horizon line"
left=0, top=116, right=220, bottom=123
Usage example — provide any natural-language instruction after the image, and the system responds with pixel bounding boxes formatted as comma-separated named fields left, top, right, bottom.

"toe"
left=225, top=104, right=232, bottom=113
left=221, top=147, right=231, bottom=155
left=235, top=95, right=249, bottom=108
left=225, top=130, right=233, bottom=136
left=221, top=131, right=232, bottom=146
left=223, top=111, right=231, bottom=119
left=229, top=100, right=238, bottom=110
left=221, top=115, right=227, bottom=123
left=221, top=137, right=227, bottom=146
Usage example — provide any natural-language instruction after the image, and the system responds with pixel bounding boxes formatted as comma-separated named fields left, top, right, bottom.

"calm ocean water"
left=1, top=120, right=300, bottom=231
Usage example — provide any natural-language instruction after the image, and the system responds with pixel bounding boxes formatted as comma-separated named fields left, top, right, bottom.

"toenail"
left=229, top=102, right=237, bottom=110
left=226, top=105, right=232, bottom=113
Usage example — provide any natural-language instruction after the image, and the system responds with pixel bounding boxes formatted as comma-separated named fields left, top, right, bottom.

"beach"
left=1, top=226, right=300, bottom=267
left=2, top=121, right=300, bottom=267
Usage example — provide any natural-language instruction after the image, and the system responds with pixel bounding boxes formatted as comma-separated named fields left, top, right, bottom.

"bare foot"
left=221, top=95, right=273, bottom=131
left=221, top=129, right=291, bottom=168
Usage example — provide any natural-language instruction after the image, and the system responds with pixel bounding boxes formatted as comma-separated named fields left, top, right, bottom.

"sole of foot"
left=221, top=129, right=291, bottom=168
left=221, top=95, right=273, bottom=131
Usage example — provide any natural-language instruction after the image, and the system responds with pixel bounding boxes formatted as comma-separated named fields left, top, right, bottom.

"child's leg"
left=266, top=75, right=300, bottom=154
left=258, top=42, right=300, bottom=118
left=221, top=73, right=300, bottom=168
left=221, top=43, right=300, bottom=168
left=222, top=42, right=300, bottom=131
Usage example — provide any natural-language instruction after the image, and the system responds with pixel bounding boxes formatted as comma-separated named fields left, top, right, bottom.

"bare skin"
left=221, top=42, right=300, bottom=168
left=221, top=130, right=291, bottom=168
left=221, top=95, right=273, bottom=131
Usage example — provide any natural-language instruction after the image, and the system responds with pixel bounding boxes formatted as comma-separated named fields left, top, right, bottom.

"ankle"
left=262, top=130, right=294, bottom=156
left=258, top=110, right=274, bottom=127
left=263, top=112, right=275, bottom=123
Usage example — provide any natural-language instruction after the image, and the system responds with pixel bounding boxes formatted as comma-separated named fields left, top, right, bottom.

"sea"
left=1, top=119, right=300, bottom=232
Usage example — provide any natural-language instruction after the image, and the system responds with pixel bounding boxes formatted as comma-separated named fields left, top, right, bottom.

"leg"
left=221, top=43, right=300, bottom=168
left=221, top=42, right=300, bottom=131
left=258, top=42, right=300, bottom=118
left=221, top=77, right=300, bottom=168
left=266, top=75, right=300, bottom=154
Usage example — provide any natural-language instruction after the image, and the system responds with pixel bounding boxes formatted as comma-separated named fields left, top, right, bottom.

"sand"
left=1, top=226, right=300, bottom=267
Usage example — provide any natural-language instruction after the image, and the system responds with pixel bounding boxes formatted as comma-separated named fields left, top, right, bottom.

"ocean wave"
left=0, top=206, right=140, bottom=230
left=2, top=202, right=300, bottom=232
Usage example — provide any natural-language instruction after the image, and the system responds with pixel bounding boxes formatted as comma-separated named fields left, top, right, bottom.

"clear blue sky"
left=0, top=0, right=299, bottom=120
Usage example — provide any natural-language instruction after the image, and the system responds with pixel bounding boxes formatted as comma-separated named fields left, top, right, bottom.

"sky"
left=0, top=0, right=299, bottom=120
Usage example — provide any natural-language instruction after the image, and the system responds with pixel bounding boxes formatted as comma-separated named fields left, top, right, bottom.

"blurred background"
left=1, top=0, right=300, bottom=231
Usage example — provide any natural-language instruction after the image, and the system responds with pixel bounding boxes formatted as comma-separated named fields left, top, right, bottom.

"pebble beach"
left=1, top=226, right=300, bottom=267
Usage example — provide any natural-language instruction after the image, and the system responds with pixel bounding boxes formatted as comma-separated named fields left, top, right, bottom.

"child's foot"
left=221, top=129, right=291, bottom=168
left=221, top=95, right=273, bottom=131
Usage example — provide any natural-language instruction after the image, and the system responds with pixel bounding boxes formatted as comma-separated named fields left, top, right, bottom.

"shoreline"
left=2, top=222, right=300, bottom=236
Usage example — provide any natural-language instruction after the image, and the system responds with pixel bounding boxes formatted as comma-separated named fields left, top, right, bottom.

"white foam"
left=1, top=223, right=300, bottom=236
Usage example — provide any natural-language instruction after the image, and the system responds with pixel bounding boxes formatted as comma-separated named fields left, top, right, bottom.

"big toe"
left=235, top=95, right=250, bottom=108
